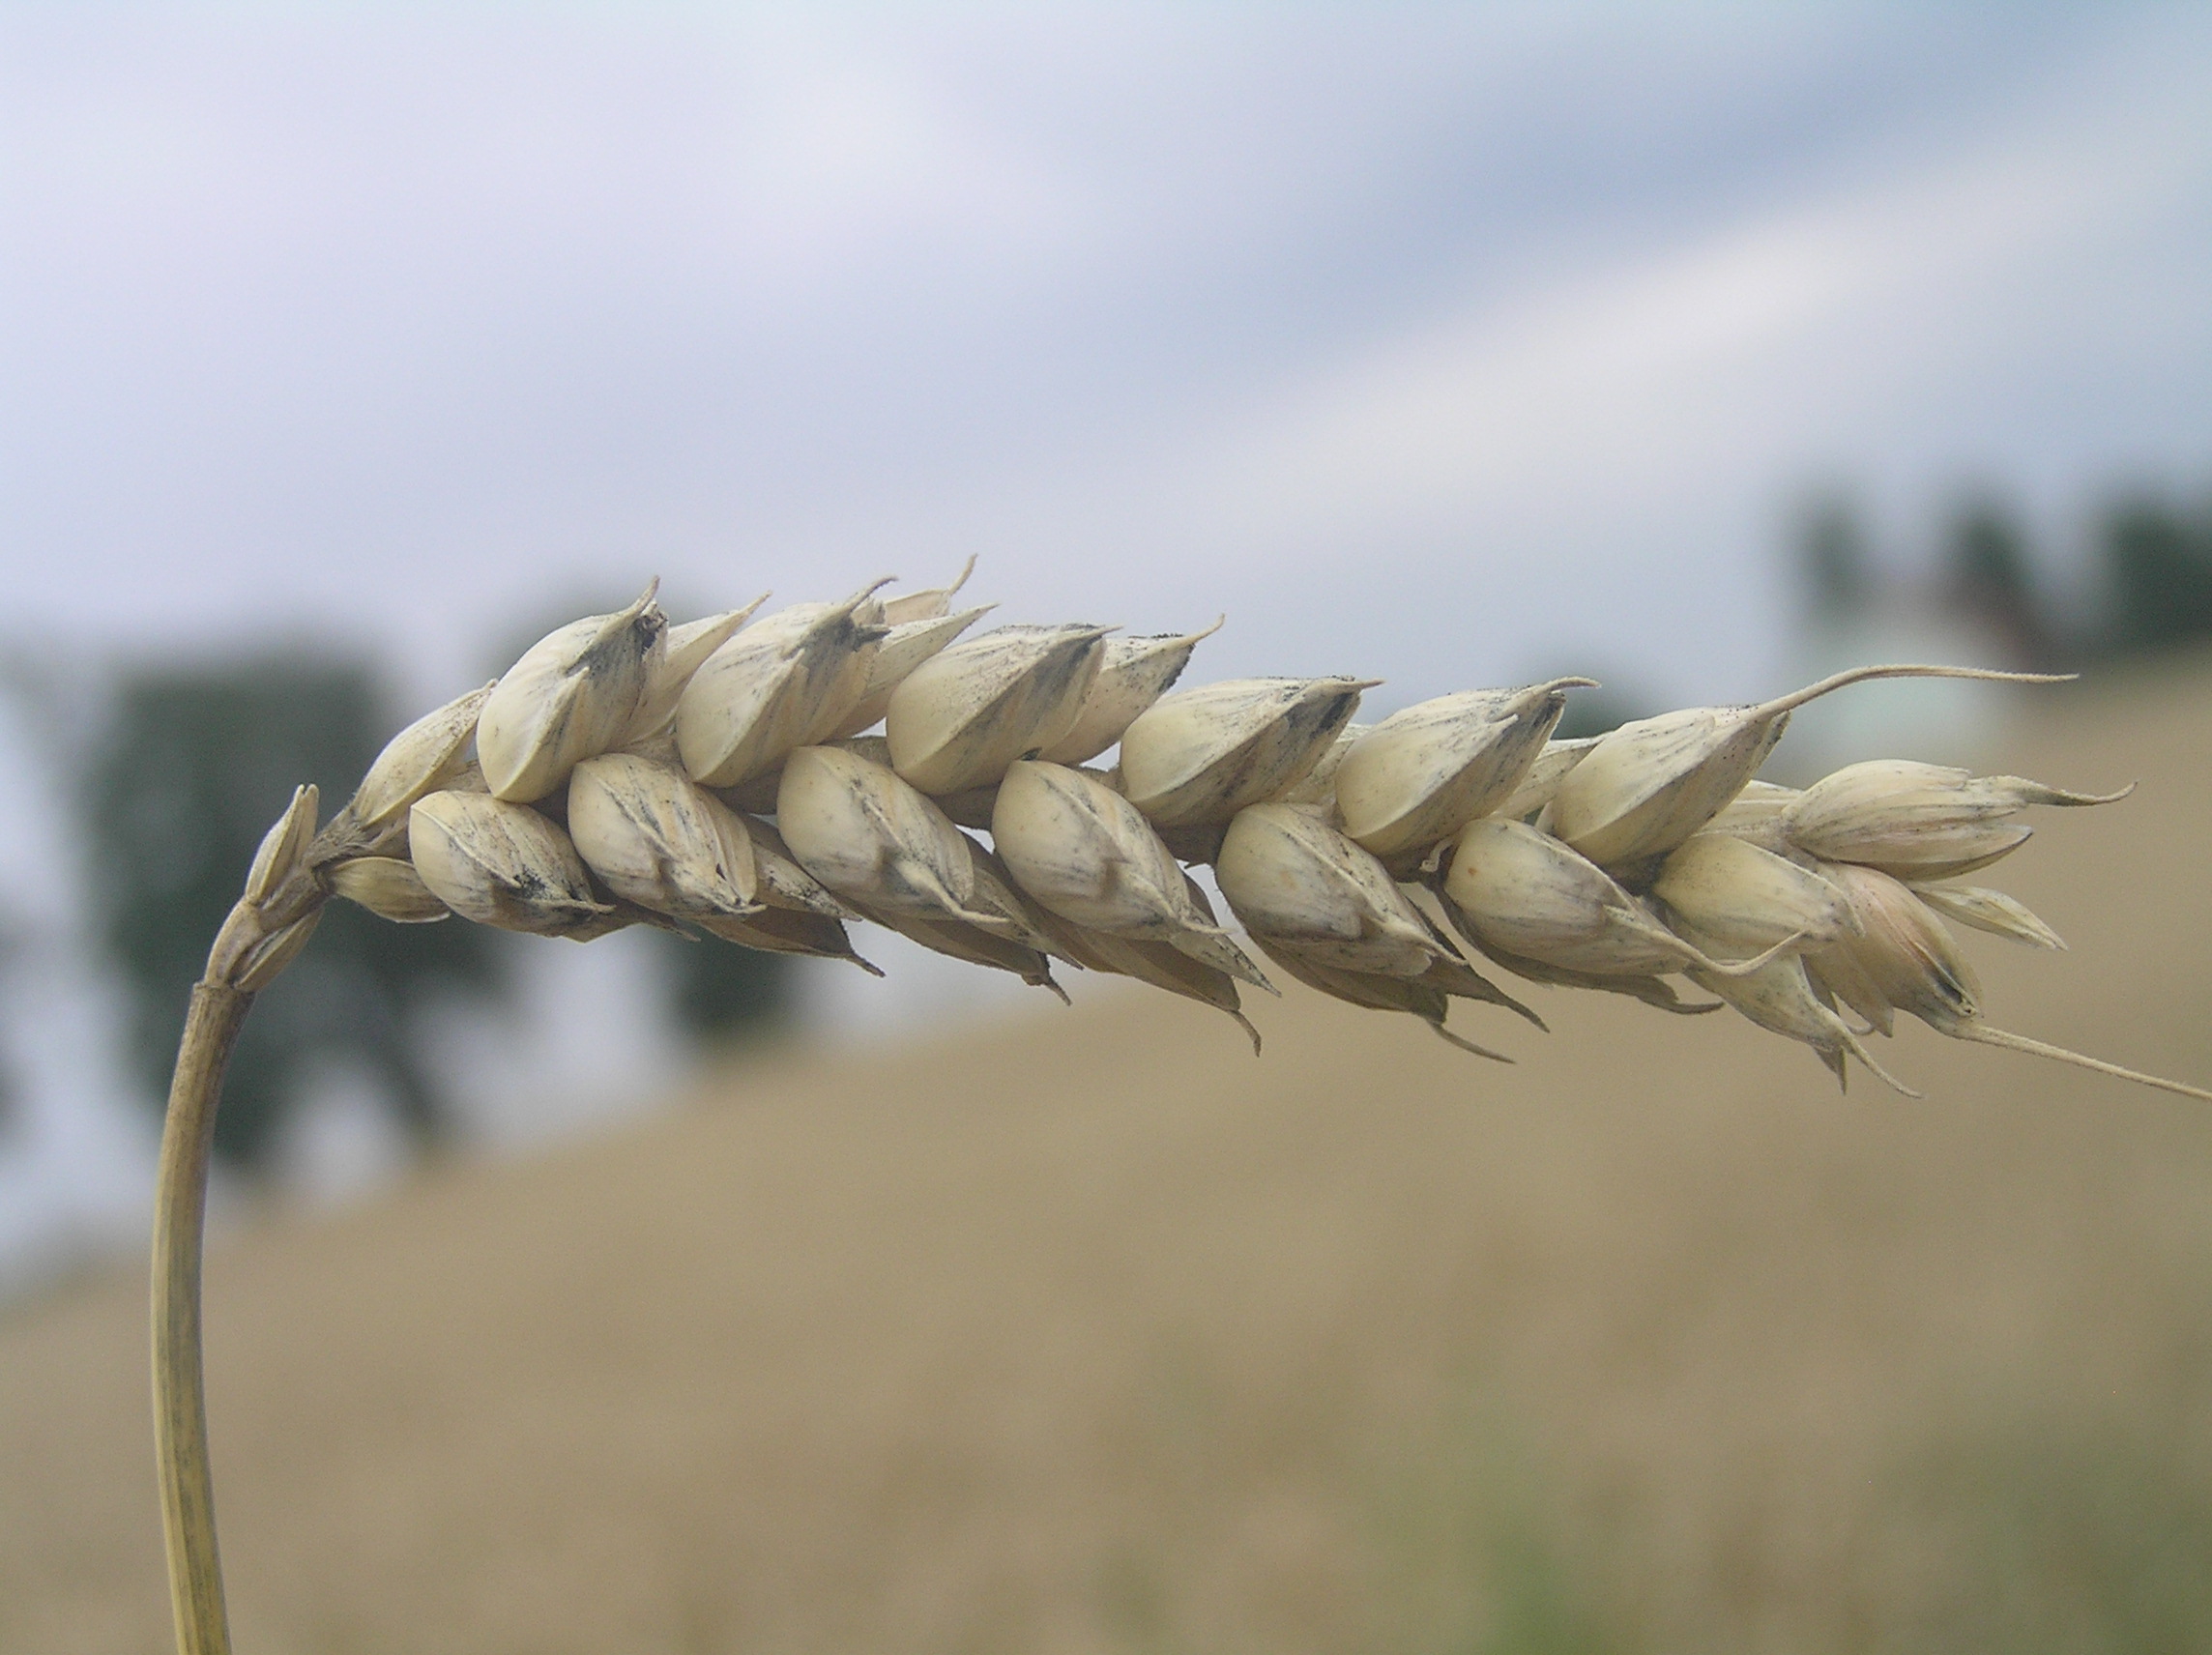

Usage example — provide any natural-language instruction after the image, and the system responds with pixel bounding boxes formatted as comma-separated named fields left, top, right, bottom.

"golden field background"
left=7, top=662, right=2212, bottom=1654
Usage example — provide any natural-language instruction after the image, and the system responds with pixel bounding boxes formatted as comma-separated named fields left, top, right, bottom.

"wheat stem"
left=153, top=975, right=253, bottom=1655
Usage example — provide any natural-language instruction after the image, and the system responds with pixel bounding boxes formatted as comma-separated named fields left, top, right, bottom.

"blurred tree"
left=665, top=930, right=793, bottom=1044
left=1549, top=680, right=1651, bottom=741
left=1943, top=495, right=2055, bottom=670
left=0, top=922, right=15, bottom=1136
left=85, top=659, right=507, bottom=1171
left=1797, top=493, right=1875, bottom=622
left=2103, top=490, right=2212, bottom=653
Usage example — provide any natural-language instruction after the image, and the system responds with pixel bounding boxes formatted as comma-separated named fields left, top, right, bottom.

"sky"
left=2, top=3, right=2209, bottom=1283
left=6, top=5, right=2209, bottom=710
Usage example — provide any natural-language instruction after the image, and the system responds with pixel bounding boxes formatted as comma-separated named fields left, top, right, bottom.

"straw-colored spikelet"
left=327, top=857, right=451, bottom=923
left=1806, top=861, right=1985, bottom=1034
left=885, top=622, right=1110, bottom=795
left=1778, top=758, right=2132, bottom=878
left=565, top=754, right=759, bottom=921
left=617, top=601, right=767, bottom=758
left=1801, top=861, right=2211, bottom=1099
left=1117, top=676, right=1377, bottom=829
left=1330, top=679, right=1591, bottom=863
left=1013, top=874, right=1263, bottom=1048
left=1677, top=941, right=1918, bottom=1096
left=246, top=783, right=319, bottom=911
left=1909, top=883, right=2064, bottom=949
left=991, top=759, right=1272, bottom=989
left=1217, top=801, right=1545, bottom=1053
left=1648, top=831, right=1853, bottom=953
left=1276, top=723, right=1368, bottom=807
left=1035, top=621, right=1222, bottom=766
left=727, top=811, right=859, bottom=919
left=1543, top=665, right=2066, bottom=873
left=1492, top=737, right=1598, bottom=823
left=828, top=604, right=996, bottom=740
left=1215, top=802, right=1458, bottom=977
left=955, top=833, right=1081, bottom=962
left=879, top=555, right=979, bottom=625
left=775, top=744, right=1001, bottom=928
left=857, top=831, right=1079, bottom=1000
left=1439, top=817, right=1801, bottom=984
left=407, top=790, right=612, bottom=935
left=675, top=584, right=893, bottom=788
left=342, top=683, right=496, bottom=843
left=814, top=559, right=996, bottom=740
left=213, top=783, right=325, bottom=990
left=478, top=584, right=668, bottom=803
left=1691, top=778, right=1800, bottom=848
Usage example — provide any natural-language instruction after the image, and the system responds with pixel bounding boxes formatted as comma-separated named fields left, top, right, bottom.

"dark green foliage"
left=1467, top=1525, right=1615, bottom=1655
left=85, top=658, right=505, bottom=1171
left=0, top=918, right=19, bottom=1132
left=1945, top=496, right=2055, bottom=670
left=1798, top=493, right=1875, bottom=622
left=1550, top=682, right=1650, bottom=741
left=1788, top=479, right=2212, bottom=665
left=1949, top=499, right=2034, bottom=603
left=2103, top=490, right=2212, bottom=653
left=1363, top=1404, right=1619, bottom=1655
left=1873, top=1418, right=2212, bottom=1655
left=661, top=929, right=791, bottom=1045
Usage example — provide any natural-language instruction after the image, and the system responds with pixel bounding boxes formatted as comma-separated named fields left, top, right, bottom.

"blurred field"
left=7, top=660, right=2212, bottom=1655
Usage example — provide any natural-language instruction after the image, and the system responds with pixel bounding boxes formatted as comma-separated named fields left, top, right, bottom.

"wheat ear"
left=152, top=570, right=2210, bottom=1654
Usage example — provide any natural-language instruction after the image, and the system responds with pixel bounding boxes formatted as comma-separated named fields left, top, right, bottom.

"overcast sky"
left=6, top=4, right=2209, bottom=715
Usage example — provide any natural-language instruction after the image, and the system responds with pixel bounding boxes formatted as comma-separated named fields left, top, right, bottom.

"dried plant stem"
left=153, top=978, right=253, bottom=1655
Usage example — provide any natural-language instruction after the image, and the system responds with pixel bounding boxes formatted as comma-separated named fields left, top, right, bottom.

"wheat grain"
left=1910, top=882, right=2065, bottom=948
left=476, top=582, right=665, bottom=802
left=1646, top=830, right=1855, bottom=952
left=1116, top=673, right=1376, bottom=828
left=672, top=581, right=891, bottom=786
left=323, top=855, right=449, bottom=923
left=1329, top=678, right=1592, bottom=862
left=564, top=753, right=761, bottom=920
left=991, top=758, right=1272, bottom=990
left=1777, top=757, right=2134, bottom=872
left=1540, top=663, right=2070, bottom=871
left=884, top=621, right=1110, bottom=793
left=407, top=790, right=612, bottom=934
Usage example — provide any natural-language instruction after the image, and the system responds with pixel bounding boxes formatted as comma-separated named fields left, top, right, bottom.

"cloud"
left=0, top=5, right=2204, bottom=711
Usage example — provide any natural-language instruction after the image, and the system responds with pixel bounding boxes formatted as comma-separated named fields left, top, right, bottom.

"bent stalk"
left=152, top=982, right=253, bottom=1655
left=152, top=781, right=332, bottom=1655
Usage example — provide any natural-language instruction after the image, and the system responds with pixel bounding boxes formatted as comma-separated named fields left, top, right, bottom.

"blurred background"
left=4, top=6, right=2212, bottom=1650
